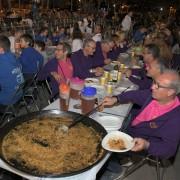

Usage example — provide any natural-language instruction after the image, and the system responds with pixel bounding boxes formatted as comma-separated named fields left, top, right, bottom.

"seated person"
left=71, top=39, right=103, bottom=79
left=35, top=27, right=49, bottom=43
left=124, top=43, right=161, bottom=90
left=103, top=69, right=180, bottom=158
left=133, top=26, right=147, bottom=43
left=125, top=57, right=167, bottom=90
left=18, top=34, right=44, bottom=80
left=50, top=30, right=60, bottom=46
left=93, top=38, right=114, bottom=67
left=34, top=40, right=48, bottom=65
left=0, top=35, right=24, bottom=107
left=38, top=42, right=73, bottom=98
left=108, top=33, right=128, bottom=60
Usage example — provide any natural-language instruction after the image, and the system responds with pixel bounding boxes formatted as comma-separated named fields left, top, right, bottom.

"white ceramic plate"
left=119, top=53, right=129, bottom=58
left=96, top=115, right=123, bottom=129
left=85, top=78, right=99, bottom=86
left=102, top=131, right=134, bottom=152
left=132, top=65, right=141, bottom=69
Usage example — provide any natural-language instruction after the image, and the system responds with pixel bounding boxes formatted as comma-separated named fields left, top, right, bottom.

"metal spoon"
left=60, top=103, right=103, bottom=133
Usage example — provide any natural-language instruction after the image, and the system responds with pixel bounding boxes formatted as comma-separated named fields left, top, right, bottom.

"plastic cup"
left=81, top=87, right=97, bottom=114
left=59, top=83, right=70, bottom=111
left=70, top=77, right=84, bottom=99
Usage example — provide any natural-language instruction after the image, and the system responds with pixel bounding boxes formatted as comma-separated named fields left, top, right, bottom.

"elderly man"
left=103, top=70, right=180, bottom=158
left=92, top=38, right=114, bottom=67
left=71, top=39, right=103, bottom=79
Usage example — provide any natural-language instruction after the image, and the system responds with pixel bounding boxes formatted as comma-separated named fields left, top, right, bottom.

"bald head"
left=160, top=70, right=180, bottom=94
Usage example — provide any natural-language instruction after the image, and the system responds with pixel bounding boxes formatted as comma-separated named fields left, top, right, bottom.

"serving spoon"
left=60, top=103, right=103, bottom=133
left=60, top=86, right=133, bottom=133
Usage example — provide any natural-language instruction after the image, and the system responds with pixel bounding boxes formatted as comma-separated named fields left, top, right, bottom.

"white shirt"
left=72, top=39, right=83, bottom=53
left=92, top=33, right=102, bottom=42
left=121, top=14, right=132, bottom=31
left=8, top=36, right=15, bottom=53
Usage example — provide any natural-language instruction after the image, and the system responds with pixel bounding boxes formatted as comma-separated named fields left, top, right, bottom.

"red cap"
left=59, top=83, right=70, bottom=93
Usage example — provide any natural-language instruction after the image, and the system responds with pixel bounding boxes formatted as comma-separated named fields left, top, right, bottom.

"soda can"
left=100, top=77, right=106, bottom=85
left=108, top=73, right=113, bottom=81
left=103, top=71, right=109, bottom=79
left=106, top=84, right=113, bottom=94
left=117, top=72, right=122, bottom=81
left=121, top=63, right=125, bottom=69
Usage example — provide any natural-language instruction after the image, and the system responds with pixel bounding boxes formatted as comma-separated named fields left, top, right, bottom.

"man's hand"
left=104, top=58, right=111, bottom=65
left=95, top=67, right=104, bottom=76
left=123, top=69, right=132, bottom=78
left=51, top=72, right=62, bottom=83
left=102, top=96, right=118, bottom=106
left=131, top=138, right=150, bottom=152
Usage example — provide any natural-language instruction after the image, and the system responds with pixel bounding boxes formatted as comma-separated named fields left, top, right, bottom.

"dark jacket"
left=71, top=49, right=95, bottom=79
left=117, top=89, right=180, bottom=158
left=0, top=52, right=24, bottom=105
left=38, top=58, right=59, bottom=98
left=129, top=68, right=152, bottom=90
left=19, top=47, right=44, bottom=74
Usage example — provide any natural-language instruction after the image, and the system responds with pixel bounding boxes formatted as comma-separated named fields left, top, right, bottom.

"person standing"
left=121, top=11, right=133, bottom=38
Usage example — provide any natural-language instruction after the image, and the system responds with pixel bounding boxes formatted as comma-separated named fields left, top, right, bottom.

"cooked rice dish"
left=108, top=138, right=126, bottom=150
left=2, top=117, right=104, bottom=175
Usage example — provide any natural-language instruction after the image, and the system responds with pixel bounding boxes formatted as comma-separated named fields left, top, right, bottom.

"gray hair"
left=101, top=37, right=114, bottom=44
left=163, top=69, right=180, bottom=94
left=83, top=38, right=95, bottom=48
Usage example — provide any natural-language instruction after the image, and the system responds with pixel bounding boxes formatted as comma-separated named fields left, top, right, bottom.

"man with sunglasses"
left=103, top=69, right=180, bottom=158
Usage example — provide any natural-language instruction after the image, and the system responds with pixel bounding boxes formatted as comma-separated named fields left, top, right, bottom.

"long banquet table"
left=0, top=78, right=136, bottom=180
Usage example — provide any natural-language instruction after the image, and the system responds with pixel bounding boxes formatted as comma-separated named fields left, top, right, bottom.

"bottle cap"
left=70, top=77, right=84, bottom=85
left=81, top=87, right=96, bottom=97
left=59, top=83, right=70, bottom=93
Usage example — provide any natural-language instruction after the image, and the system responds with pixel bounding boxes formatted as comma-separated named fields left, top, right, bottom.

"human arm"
left=116, top=89, right=151, bottom=107
left=102, top=96, right=118, bottom=106
left=104, top=58, right=111, bottom=65
left=131, top=138, right=150, bottom=152
left=130, top=108, right=180, bottom=158
left=37, top=59, right=57, bottom=81
left=92, top=67, right=104, bottom=77
left=50, top=72, right=62, bottom=83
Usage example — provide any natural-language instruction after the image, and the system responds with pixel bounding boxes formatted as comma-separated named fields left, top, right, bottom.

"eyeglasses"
left=88, top=45, right=96, bottom=50
left=55, top=48, right=64, bottom=51
left=153, top=80, right=172, bottom=89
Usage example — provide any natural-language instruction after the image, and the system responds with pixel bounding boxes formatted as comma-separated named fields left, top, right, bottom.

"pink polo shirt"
left=58, top=58, right=73, bottom=83
left=132, top=97, right=180, bottom=126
